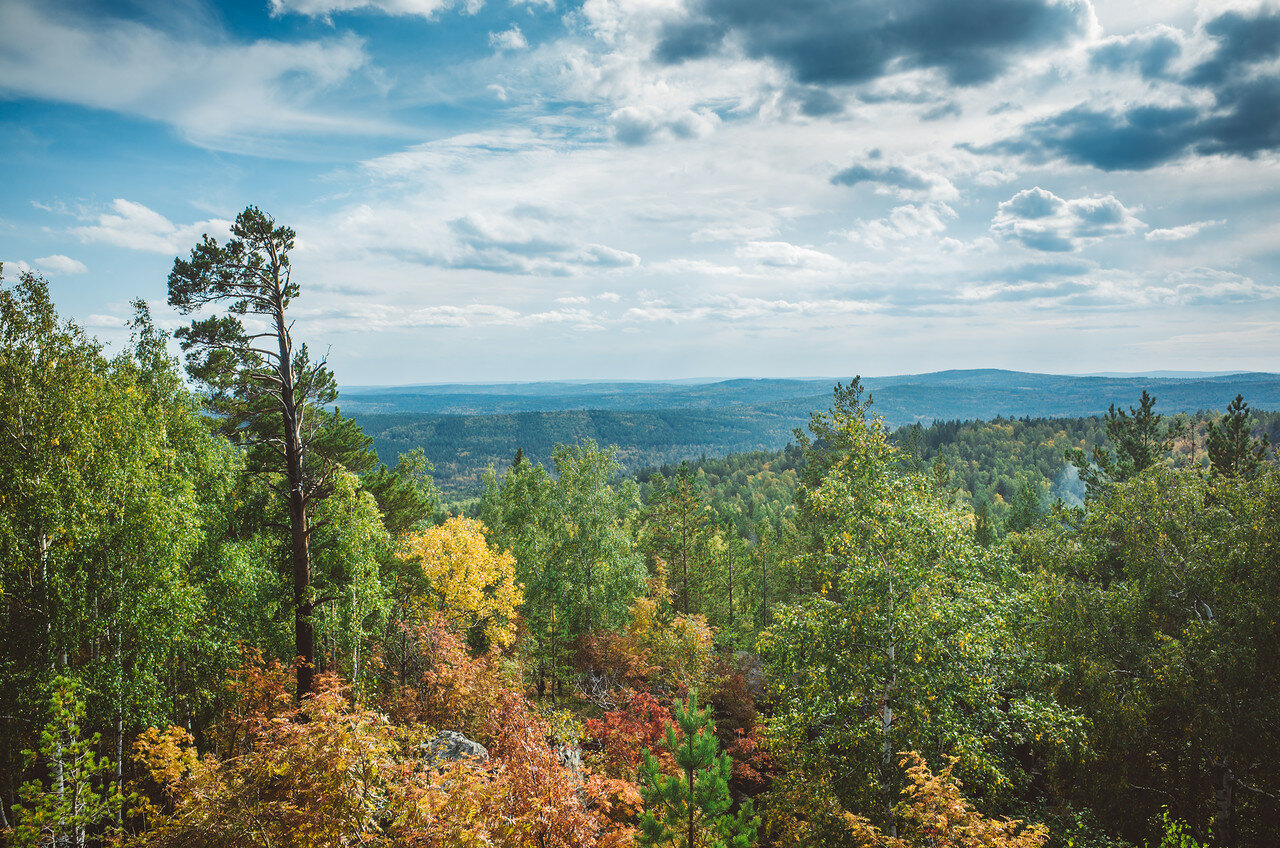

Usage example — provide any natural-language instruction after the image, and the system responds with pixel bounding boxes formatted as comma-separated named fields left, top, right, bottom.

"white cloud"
left=270, top=0, right=481, bottom=18
left=1148, top=267, right=1279, bottom=305
left=830, top=160, right=959, bottom=201
left=990, top=187, right=1144, bottom=252
left=35, top=254, right=88, bottom=275
left=622, top=294, right=879, bottom=324
left=609, top=105, right=720, bottom=145
left=72, top=200, right=232, bottom=255
left=843, top=202, right=957, bottom=249
left=735, top=241, right=846, bottom=273
left=1145, top=219, right=1224, bottom=241
left=490, top=26, right=529, bottom=50
left=0, top=0, right=390, bottom=152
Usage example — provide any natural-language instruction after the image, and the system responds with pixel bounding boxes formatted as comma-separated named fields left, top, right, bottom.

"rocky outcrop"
left=555, top=743, right=583, bottom=777
left=421, top=730, right=489, bottom=764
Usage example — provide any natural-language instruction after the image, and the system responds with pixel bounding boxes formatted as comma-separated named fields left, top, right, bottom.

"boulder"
left=422, top=730, right=489, bottom=764
left=555, top=743, right=583, bottom=777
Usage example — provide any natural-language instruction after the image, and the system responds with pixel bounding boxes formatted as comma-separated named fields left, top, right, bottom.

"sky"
left=2, top=0, right=1279, bottom=384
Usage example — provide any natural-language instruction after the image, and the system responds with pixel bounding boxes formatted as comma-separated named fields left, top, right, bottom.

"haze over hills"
left=342, top=370, right=1280, bottom=497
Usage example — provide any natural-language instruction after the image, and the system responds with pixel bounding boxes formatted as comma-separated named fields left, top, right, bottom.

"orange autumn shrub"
left=133, top=667, right=396, bottom=848
left=483, top=692, right=616, bottom=848
left=380, top=615, right=518, bottom=744
left=843, top=752, right=1049, bottom=848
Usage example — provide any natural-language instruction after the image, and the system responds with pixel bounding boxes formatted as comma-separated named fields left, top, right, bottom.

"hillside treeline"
left=4, top=218, right=1280, bottom=848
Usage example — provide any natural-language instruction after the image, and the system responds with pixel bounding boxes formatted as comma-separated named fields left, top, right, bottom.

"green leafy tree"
left=639, top=690, right=758, bottom=848
left=481, top=440, right=645, bottom=696
left=1018, top=466, right=1280, bottom=846
left=10, top=678, right=122, bottom=848
left=765, top=381, right=1082, bottom=837
left=1205, top=394, right=1269, bottom=478
left=643, top=464, right=713, bottom=615
left=168, top=206, right=370, bottom=697
left=1, top=274, right=237, bottom=811
left=973, top=502, right=996, bottom=547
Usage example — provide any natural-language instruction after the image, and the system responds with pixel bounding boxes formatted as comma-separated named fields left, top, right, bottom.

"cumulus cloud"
left=990, top=5, right=1280, bottom=169
left=844, top=202, right=957, bottom=249
left=490, top=25, right=528, bottom=50
left=920, top=101, right=962, bottom=121
left=735, top=240, right=845, bottom=272
left=343, top=205, right=641, bottom=277
left=35, top=254, right=88, bottom=274
left=1089, top=25, right=1185, bottom=79
left=653, top=0, right=1094, bottom=87
left=1148, top=267, right=1280, bottom=306
left=609, top=105, right=719, bottom=145
left=990, top=187, right=1144, bottom=252
left=72, top=200, right=232, bottom=254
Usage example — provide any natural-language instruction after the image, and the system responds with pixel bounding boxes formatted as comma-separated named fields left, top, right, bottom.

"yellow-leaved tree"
left=397, top=517, right=523, bottom=649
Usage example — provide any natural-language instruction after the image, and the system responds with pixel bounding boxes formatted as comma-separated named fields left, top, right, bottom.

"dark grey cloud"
left=992, top=7, right=1280, bottom=170
left=653, top=0, right=1092, bottom=87
left=792, top=86, right=845, bottom=116
left=652, top=19, right=729, bottom=63
left=985, top=103, right=1200, bottom=170
left=1185, top=8, right=1280, bottom=86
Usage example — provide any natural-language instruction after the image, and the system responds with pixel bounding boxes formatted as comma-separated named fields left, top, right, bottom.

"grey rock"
left=422, top=730, right=489, bottom=764
left=555, top=743, right=583, bottom=776
left=733, top=651, right=767, bottom=699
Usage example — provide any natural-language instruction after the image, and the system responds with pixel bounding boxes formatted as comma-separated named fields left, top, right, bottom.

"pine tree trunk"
left=275, top=285, right=314, bottom=700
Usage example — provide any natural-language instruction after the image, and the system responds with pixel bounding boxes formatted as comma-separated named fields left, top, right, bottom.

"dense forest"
left=3, top=211, right=1279, bottom=848
left=352, top=387, right=1280, bottom=499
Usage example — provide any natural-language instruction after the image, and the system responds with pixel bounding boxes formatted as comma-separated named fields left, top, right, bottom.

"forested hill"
left=341, top=370, right=1280, bottom=416
left=347, top=370, right=1280, bottom=496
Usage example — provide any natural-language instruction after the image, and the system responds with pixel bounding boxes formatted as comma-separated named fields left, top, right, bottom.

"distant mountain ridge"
left=339, top=370, right=1280, bottom=416
left=343, top=370, right=1280, bottom=497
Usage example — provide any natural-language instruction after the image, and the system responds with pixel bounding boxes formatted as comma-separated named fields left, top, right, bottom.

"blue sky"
left=2, top=0, right=1278, bottom=384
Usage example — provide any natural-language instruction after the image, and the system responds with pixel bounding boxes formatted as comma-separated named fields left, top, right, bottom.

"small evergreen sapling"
left=11, top=678, right=123, bottom=848
left=638, top=690, right=758, bottom=848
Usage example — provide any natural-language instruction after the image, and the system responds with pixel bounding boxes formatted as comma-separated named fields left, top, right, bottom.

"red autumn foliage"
left=483, top=692, right=607, bottom=848
left=585, top=690, right=674, bottom=779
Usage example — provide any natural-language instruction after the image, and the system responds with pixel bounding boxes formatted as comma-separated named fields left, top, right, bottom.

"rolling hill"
left=343, top=370, right=1280, bottom=496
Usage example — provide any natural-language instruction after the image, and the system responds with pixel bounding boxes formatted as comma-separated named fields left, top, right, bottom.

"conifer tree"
left=11, top=678, right=122, bottom=848
left=1006, top=480, right=1042, bottom=533
left=638, top=690, right=758, bottom=848
left=1067, top=390, right=1183, bottom=497
left=168, top=206, right=369, bottom=697
left=1206, top=394, right=1269, bottom=478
